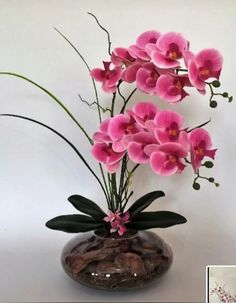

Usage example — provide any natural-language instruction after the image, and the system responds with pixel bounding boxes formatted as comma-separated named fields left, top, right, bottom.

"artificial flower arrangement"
left=211, top=285, right=236, bottom=303
left=0, top=13, right=232, bottom=289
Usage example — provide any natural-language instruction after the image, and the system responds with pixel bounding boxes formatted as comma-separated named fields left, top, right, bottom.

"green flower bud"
left=204, top=161, right=214, bottom=168
left=208, top=177, right=215, bottom=183
left=222, top=92, right=228, bottom=97
left=212, top=80, right=221, bottom=88
left=210, top=100, right=217, bottom=108
left=193, top=182, right=200, bottom=190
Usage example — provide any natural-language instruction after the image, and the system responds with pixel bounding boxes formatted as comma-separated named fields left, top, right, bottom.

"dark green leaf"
left=45, top=214, right=106, bottom=233
left=127, top=191, right=165, bottom=218
left=128, top=211, right=187, bottom=230
left=68, top=195, right=106, bottom=220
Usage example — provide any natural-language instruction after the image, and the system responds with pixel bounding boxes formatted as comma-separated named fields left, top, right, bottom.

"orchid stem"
left=0, top=113, right=109, bottom=201
left=0, top=72, right=93, bottom=144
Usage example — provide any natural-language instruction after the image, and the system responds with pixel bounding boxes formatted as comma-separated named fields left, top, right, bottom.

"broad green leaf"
left=45, top=214, right=106, bottom=233
left=68, top=195, right=106, bottom=220
left=128, top=211, right=187, bottom=230
left=127, top=191, right=165, bottom=218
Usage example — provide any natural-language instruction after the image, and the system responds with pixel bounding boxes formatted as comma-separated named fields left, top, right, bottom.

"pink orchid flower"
left=92, top=118, right=112, bottom=143
left=127, top=101, right=158, bottom=128
left=156, top=74, right=190, bottom=103
left=188, top=128, right=217, bottom=172
left=111, top=47, right=136, bottom=67
left=129, top=30, right=161, bottom=61
left=153, top=110, right=188, bottom=146
left=188, top=48, right=223, bottom=90
left=122, top=61, right=143, bottom=83
left=136, top=63, right=161, bottom=94
left=128, top=132, right=157, bottom=163
left=91, top=142, right=125, bottom=172
left=151, top=32, right=189, bottom=68
left=145, top=142, right=187, bottom=176
left=90, top=61, right=122, bottom=93
left=108, top=114, right=141, bottom=152
left=104, top=211, right=130, bottom=236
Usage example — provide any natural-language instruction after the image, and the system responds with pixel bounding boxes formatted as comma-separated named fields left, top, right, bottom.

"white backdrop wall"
left=0, top=0, right=236, bottom=302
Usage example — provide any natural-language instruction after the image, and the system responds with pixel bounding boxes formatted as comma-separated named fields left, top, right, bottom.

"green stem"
left=0, top=72, right=93, bottom=144
left=120, top=88, right=137, bottom=113
left=54, top=28, right=102, bottom=123
left=0, top=113, right=109, bottom=201
left=111, top=92, right=116, bottom=117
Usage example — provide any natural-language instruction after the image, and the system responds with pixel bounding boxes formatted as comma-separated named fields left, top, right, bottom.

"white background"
left=0, top=0, right=236, bottom=302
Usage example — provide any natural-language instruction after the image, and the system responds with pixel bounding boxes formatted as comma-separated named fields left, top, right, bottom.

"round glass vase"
left=61, top=230, right=173, bottom=290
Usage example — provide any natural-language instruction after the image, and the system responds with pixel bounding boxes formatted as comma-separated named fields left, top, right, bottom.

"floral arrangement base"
left=61, top=230, right=173, bottom=290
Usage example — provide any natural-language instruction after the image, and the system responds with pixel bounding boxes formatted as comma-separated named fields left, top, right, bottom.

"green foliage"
left=127, top=191, right=165, bottom=218
left=46, top=214, right=106, bottom=233
left=68, top=195, right=106, bottom=220
left=128, top=211, right=187, bottom=230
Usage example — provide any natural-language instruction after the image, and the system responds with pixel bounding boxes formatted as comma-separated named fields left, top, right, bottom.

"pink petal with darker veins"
left=128, top=141, right=150, bottom=163
left=151, top=51, right=180, bottom=68
left=156, top=32, right=188, bottom=53
left=122, top=62, right=143, bottom=83
left=91, top=143, right=108, bottom=163
left=188, top=128, right=212, bottom=148
left=90, top=68, right=104, bottom=82
left=136, top=67, right=158, bottom=94
left=194, top=48, right=223, bottom=71
left=136, top=30, right=161, bottom=49
left=108, top=114, right=131, bottom=141
left=156, top=74, right=183, bottom=102
left=154, top=110, right=183, bottom=129
left=188, top=59, right=206, bottom=90
left=150, top=151, right=179, bottom=176
left=106, top=161, right=120, bottom=173
left=143, top=144, right=160, bottom=156
left=128, top=45, right=150, bottom=61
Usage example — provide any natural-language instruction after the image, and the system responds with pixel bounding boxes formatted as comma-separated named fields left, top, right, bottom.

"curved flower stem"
left=0, top=113, right=109, bottom=202
left=0, top=72, right=93, bottom=144
left=120, top=88, right=137, bottom=113
left=54, top=27, right=102, bottom=123
left=87, top=12, right=112, bottom=56
left=53, top=28, right=111, bottom=200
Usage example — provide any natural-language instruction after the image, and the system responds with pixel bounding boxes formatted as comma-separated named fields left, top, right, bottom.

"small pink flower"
left=127, top=101, right=158, bottom=128
left=151, top=32, right=189, bottom=68
left=104, top=211, right=130, bottom=236
left=91, top=142, right=125, bottom=172
left=128, top=132, right=157, bottom=163
left=188, top=128, right=217, bottom=172
left=129, top=30, right=161, bottom=61
left=146, top=142, right=187, bottom=176
left=136, top=63, right=160, bottom=94
left=93, top=118, right=112, bottom=143
left=90, top=61, right=122, bottom=93
left=108, top=114, right=141, bottom=152
left=111, top=47, right=136, bottom=67
left=153, top=110, right=188, bottom=146
left=156, top=74, right=190, bottom=103
left=188, top=48, right=223, bottom=90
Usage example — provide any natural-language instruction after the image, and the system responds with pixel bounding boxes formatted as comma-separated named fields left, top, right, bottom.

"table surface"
left=0, top=0, right=236, bottom=302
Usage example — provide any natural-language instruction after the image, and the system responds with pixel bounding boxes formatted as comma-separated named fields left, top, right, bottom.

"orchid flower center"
left=107, top=144, right=114, bottom=156
left=195, top=146, right=204, bottom=156
left=168, top=155, right=177, bottom=163
left=169, top=51, right=178, bottom=60
left=175, top=80, right=182, bottom=92
left=200, top=68, right=210, bottom=76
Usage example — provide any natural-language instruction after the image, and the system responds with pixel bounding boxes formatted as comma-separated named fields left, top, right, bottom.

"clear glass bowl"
left=61, top=230, right=173, bottom=290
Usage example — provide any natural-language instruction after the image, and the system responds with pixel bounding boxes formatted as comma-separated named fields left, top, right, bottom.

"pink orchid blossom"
left=122, top=61, right=143, bottom=83
left=104, top=211, right=130, bottom=236
left=188, top=48, right=223, bottom=90
left=151, top=32, right=189, bottom=68
left=111, top=47, right=136, bottom=67
left=90, top=61, right=122, bottom=93
left=128, top=132, right=157, bottom=163
left=91, top=142, right=125, bottom=172
left=136, top=63, right=161, bottom=94
left=156, top=74, right=190, bottom=103
left=92, top=118, right=112, bottom=143
left=128, top=101, right=158, bottom=129
left=108, top=114, right=141, bottom=152
left=188, top=128, right=217, bottom=172
left=129, top=30, right=161, bottom=61
left=153, top=110, right=188, bottom=146
left=146, top=142, right=187, bottom=176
